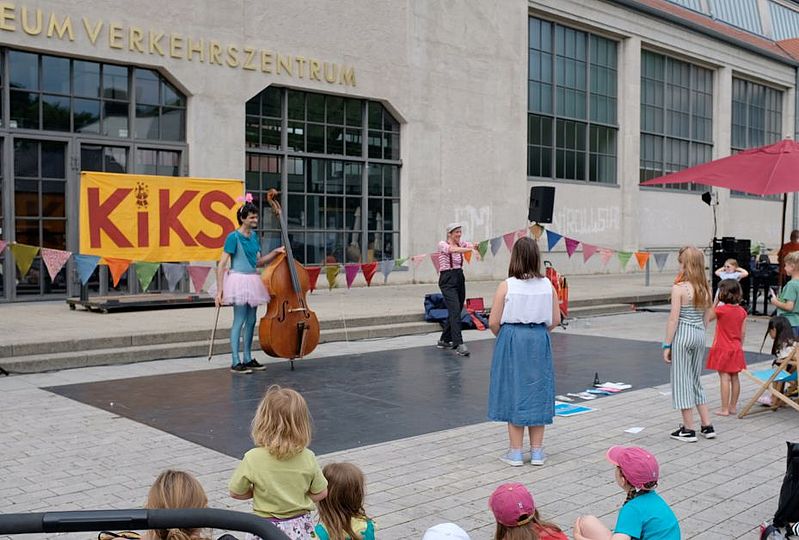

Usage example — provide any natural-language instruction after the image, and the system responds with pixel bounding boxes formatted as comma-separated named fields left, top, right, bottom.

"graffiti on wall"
left=552, top=206, right=621, bottom=236
left=454, top=205, right=491, bottom=240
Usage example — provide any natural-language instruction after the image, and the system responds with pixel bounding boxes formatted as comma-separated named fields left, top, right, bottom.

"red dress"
left=706, top=304, right=747, bottom=373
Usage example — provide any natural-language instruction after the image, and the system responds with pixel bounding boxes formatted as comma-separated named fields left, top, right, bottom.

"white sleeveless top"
left=500, top=277, right=553, bottom=326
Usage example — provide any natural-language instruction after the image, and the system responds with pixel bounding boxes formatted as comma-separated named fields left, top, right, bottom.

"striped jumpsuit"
left=672, top=304, right=708, bottom=409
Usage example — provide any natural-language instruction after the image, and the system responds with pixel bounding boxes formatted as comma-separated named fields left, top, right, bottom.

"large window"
left=245, top=87, right=401, bottom=265
left=639, top=51, right=713, bottom=191
left=527, top=17, right=618, bottom=184
left=7, top=51, right=185, bottom=141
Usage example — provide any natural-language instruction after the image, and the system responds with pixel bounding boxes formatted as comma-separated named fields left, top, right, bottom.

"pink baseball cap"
left=606, top=446, right=659, bottom=489
left=488, top=483, right=535, bottom=526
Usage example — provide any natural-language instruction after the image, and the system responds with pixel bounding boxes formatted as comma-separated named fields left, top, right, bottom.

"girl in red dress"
left=706, top=279, right=747, bottom=416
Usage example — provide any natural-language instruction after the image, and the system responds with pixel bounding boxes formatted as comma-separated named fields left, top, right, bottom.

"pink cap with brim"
left=488, top=483, right=535, bottom=527
left=606, top=445, right=659, bottom=489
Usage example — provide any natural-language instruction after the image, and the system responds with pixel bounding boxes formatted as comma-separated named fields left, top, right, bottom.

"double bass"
left=259, top=189, right=320, bottom=365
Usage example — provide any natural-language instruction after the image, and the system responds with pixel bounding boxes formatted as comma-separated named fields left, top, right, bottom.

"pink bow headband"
left=236, top=193, right=254, bottom=204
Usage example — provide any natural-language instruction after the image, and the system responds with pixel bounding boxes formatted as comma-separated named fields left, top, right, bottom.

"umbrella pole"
left=780, top=194, right=788, bottom=287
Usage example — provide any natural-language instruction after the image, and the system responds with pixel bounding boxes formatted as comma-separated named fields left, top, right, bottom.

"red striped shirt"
left=438, top=241, right=472, bottom=271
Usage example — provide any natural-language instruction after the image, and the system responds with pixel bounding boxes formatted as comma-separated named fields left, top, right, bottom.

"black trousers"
left=439, top=268, right=466, bottom=346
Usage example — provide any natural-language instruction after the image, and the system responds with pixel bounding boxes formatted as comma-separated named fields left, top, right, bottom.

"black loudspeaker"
left=528, top=186, right=555, bottom=223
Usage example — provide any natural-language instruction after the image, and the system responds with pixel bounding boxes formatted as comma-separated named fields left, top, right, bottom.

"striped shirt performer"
left=436, top=223, right=475, bottom=357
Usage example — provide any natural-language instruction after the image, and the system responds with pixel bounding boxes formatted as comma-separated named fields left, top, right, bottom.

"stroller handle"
left=0, top=508, right=290, bottom=539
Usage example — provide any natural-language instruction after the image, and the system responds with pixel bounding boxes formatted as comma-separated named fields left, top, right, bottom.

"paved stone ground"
left=1, top=312, right=794, bottom=539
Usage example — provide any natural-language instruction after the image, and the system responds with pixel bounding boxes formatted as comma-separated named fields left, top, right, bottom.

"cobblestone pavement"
left=1, top=312, right=793, bottom=539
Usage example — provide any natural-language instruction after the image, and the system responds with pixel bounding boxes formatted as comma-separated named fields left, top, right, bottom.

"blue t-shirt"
left=614, top=491, right=680, bottom=540
left=223, top=231, right=260, bottom=272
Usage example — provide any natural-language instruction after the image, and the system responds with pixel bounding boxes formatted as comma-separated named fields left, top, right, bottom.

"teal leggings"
left=231, top=304, right=257, bottom=366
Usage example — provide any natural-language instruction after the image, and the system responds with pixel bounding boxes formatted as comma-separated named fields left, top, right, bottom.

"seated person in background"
left=145, top=470, right=211, bottom=540
left=422, top=523, right=471, bottom=540
left=573, top=446, right=680, bottom=540
left=779, top=229, right=799, bottom=282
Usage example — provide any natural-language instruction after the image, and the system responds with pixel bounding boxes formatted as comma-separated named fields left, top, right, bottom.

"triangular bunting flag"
left=564, top=237, right=580, bottom=258
left=516, top=228, right=528, bottom=240
left=344, top=264, right=360, bottom=289
left=9, top=243, right=39, bottom=276
left=325, top=265, right=339, bottom=290
left=40, top=247, right=72, bottom=282
left=162, top=263, right=185, bottom=292
left=411, top=254, right=426, bottom=268
left=394, top=257, right=408, bottom=269
left=0, top=239, right=7, bottom=255
left=380, top=259, right=394, bottom=283
left=599, top=249, right=614, bottom=266
left=477, top=240, right=489, bottom=259
left=135, top=262, right=160, bottom=291
left=530, top=224, right=545, bottom=240
left=464, top=250, right=473, bottom=264
left=654, top=252, right=669, bottom=272
left=617, top=251, right=633, bottom=269
left=582, top=243, right=598, bottom=263
left=634, top=251, right=651, bottom=270
left=430, top=253, right=440, bottom=273
left=74, top=254, right=101, bottom=285
left=187, top=265, right=212, bottom=293
left=490, top=237, right=503, bottom=256
left=503, top=232, right=516, bottom=252
left=105, top=258, right=131, bottom=287
left=306, top=266, right=321, bottom=292
left=361, top=262, right=378, bottom=286
left=546, top=231, right=563, bottom=252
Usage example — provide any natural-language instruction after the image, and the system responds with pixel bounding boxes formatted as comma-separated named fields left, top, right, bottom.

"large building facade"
left=1, top=0, right=798, bottom=301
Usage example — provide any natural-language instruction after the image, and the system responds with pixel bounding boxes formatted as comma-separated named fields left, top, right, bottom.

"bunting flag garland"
left=411, top=254, right=426, bottom=268
left=361, top=262, right=378, bottom=286
left=135, top=262, right=160, bottom=291
left=546, top=231, right=563, bottom=252
left=429, top=253, right=440, bottom=273
left=463, top=250, right=473, bottom=264
left=599, top=249, right=614, bottom=266
left=325, top=265, right=340, bottom=290
left=653, top=252, right=669, bottom=272
left=344, top=264, right=360, bottom=289
left=582, top=243, right=598, bottom=263
left=503, top=232, right=516, bottom=252
left=490, top=237, right=503, bottom=256
left=617, top=251, right=633, bottom=269
left=162, top=263, right=186, bottom=292
left=9, top=243, right=39, bottom=276
left=0, top=239, right=6, bottom=255
left=379, top=259, right=395, bottom=282
left=531, top=224, right=545, bottom=240
left=105, top=258, right=131, bottom=287
left=477, top=240, right=489, bottom=259
left=516, top=228, right=528, bottom=240
left=634, top=251, right=651, bottom=270
left=187, top=265, right=212, bottom=293
left=306, top=266, right=321, bottom=292
left=564, top=238, right=580, bottom=258
left=74, top=254, right=101, bottom=285
left=40, top=247, right=72, bottom=281
left=394, top=257, right=408, bottom=269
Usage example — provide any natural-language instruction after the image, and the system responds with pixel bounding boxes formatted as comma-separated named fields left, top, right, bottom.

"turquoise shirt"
left=224, top=231, right=260, bottom=272
left=777, top=279, right=799, bottom=327
left=614, top=491, right=680, bottom=540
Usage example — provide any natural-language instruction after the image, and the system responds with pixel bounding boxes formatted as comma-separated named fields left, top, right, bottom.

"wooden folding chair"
left=738, top=350, right=799, bottom=418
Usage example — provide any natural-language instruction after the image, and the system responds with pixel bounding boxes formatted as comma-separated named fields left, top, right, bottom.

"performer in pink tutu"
left=215, top=194, right=284, bottom=374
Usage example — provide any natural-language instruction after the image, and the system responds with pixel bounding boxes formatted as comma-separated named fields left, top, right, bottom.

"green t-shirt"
left=228, top=447, right=328, bottom=519
left=778, top=279, right=799, bottom=326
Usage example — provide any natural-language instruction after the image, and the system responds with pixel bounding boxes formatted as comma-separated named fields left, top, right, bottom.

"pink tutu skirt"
left=218, top=271, right=270, bottom=307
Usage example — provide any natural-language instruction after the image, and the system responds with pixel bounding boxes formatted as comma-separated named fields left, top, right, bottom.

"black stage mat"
left=46, top=334, right=769, bottom=458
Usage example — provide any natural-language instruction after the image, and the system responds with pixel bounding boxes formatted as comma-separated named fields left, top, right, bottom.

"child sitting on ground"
left=315, top=462, right=375, bottom=540
left=706, top=279, right=747, bottom=416
left=759, top=316, right=798, bottom=406
left=144, top=470, right=210, bottom=540
left=489, top=483, right=567, bottom=540
left=228, top=385, right=328, bottom=540
left=573, top=446, right=680, bottom=540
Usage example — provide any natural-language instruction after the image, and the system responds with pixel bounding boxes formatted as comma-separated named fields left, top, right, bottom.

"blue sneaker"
left=530, top=448, right=546, bottom=466
left=499, top=450, right=524, bottom=467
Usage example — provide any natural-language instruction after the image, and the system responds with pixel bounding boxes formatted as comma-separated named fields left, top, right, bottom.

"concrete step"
left=0, top=321, right=438, bottom=374
left=567, top=303, right=636, bottom=318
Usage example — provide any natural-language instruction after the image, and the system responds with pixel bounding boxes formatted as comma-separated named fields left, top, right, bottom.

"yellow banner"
left=79, top=172, right=243, bottom=262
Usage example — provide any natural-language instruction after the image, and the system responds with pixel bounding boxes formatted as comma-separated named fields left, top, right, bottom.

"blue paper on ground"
left=555, top=402, right=596, bottom=417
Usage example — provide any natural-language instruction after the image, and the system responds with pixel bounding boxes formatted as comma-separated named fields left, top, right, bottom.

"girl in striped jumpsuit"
left=663, top=246, right=716, bottom=443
